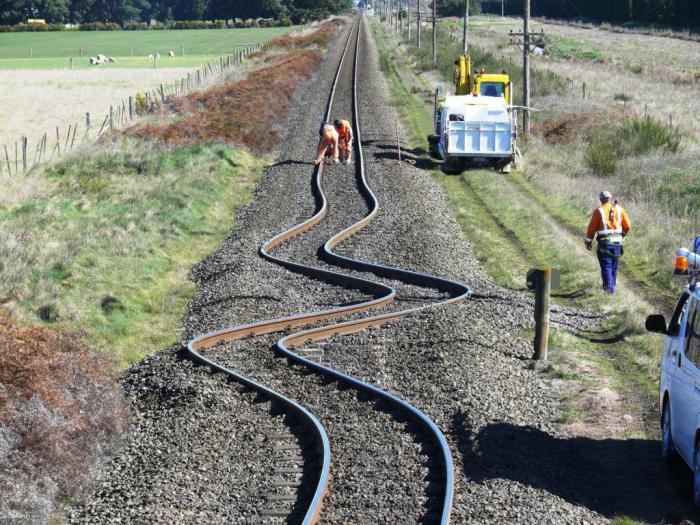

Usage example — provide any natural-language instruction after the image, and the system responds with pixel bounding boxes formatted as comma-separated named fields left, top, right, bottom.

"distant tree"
left=436, top=0, right=481, bottom=18
left=0, top=0, right=69, bottom=23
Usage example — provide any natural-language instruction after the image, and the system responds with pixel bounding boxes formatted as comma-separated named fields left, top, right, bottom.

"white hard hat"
left=599, top=191, right=612, bottom=201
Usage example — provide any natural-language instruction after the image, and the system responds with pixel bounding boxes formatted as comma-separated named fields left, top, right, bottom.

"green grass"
left=373, top=19, right=665, bottom=438
left=0, top=143, right=265, bottom=367
left=507, top=171, right=680, bottom=298
left=546, top=35, right=605, bottom=62
left=0, top=26, right=296, bottom=68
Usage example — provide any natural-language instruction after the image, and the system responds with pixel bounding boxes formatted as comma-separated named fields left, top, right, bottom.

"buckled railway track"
left=187, top=15, right=471, bottom=524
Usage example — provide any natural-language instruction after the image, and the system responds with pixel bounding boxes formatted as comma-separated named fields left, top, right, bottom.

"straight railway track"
left=187, top=15, right=471, bottom=524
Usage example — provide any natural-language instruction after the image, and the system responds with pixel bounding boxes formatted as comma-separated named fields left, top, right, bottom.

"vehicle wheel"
left=694, top=445, right=700, bottom=506
left=661, top=403, right=675, bottom=462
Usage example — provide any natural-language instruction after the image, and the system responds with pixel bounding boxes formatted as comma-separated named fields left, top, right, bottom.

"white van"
left=647, top=283, right=700, bottom=505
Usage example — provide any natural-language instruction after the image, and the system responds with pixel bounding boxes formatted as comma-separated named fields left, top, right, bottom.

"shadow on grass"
left=454, top=415, right=700, bottom=524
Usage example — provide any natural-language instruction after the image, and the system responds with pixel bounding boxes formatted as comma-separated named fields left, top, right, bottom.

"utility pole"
left=508, top=0, right=544, bottom=135
left=523, top=0, right=530, bottom=134
left=417, top=0, right=421, bottom=48
left=462, top=0, right=469, bottom=54
left=432, top=0, right=437, bottom=65
left=407, top=0, right=411, bottom=42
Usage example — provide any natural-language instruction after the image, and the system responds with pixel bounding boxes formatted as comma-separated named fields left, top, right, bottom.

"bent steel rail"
left=188, top=15, right=471, bottom=525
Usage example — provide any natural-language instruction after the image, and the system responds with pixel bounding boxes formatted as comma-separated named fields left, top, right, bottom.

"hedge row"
left=0, top=17, right=293, bottom=32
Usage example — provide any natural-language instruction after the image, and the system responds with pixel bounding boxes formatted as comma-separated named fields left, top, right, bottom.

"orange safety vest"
left=586, top=202, right=631, bottom=242
left=336, top=120, right=352, bottom=142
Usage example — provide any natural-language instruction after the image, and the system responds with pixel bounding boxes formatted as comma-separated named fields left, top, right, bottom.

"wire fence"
left=0, top=37, right=279, bottom=178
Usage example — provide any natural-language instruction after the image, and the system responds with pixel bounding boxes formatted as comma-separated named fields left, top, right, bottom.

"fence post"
left=582, top=82, right=586, bottom=99
left=70, top=57, right=73, bottom=70
left=129, top=96, right=134, bottom=120
left=532, top=268, right=551, bottom=361
left=109, top=106, right=114, bottom=129
left=15, top=141, right=18, bottom=173
left=80, top=47, right=83, bottom=57
left=159, top=84, right=165, bottom=102
left=64, top=124, right=71, bottom=151
left=181, top=43, right=185, bottom=56
left=4, top=145, right=11, bottom=177
left=22, top=136, right=27, bottom=173
left=70, top=123, right=78, bottom=149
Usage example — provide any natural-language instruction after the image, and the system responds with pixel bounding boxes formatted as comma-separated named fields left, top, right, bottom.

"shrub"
left=584, top=115, right=684, bottom=175
left=618, top=115, right=684, bottom=155
left=134, top=91, right=148, bottom=116
left=79, top=21, right=121, bottom=31
left=0, top=316, right=129, bottom=523
left=280, top=16, right=292, bottom=26
left=614, top=92, right=633, bottom=102
left=584, top=132, right=618, bottom=175
left=124, top=21, right=147, bottom=30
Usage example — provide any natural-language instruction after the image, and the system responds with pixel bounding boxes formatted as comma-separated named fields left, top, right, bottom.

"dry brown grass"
left=532, top=108, right=632, bottom=145
left=0, top=313, right=129, bottom=523
left=0, top=67, right=197, bottom=149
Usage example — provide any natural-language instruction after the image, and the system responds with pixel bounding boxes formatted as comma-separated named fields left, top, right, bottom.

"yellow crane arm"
left=455, top=55, right=471, bottom=96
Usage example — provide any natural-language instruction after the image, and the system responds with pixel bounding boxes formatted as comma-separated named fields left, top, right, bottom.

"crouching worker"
left=334, top=118, right=353, bottom=164
left=584, top=191, right=632, bottom=294
left=315, top=122, right=339, bottom=165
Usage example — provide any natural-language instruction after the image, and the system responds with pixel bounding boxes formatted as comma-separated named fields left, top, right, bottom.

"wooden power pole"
left=432, top=0, right=436, bottom=65
left=417, top=0, right=421, bottom=48
left=508, top=0, right=544, bottom=136
left=407, top=0, right=411, bottom=41
left=462, top=0, right=469, bottom=54
left=523, top=0, right=530, bottom=134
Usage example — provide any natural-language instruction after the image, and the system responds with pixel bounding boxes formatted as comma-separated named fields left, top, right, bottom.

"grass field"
left=0, top=25, right=299, bottom=147
left=0, top=27, right=297, bottom=69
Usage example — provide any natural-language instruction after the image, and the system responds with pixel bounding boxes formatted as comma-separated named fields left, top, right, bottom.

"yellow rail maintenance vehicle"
left=429, top=55, right=518, bottom=174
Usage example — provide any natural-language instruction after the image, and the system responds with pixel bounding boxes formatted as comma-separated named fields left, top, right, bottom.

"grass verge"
left=1, top=144, right=265, bottom=367
left=372, top=19, right=664, bottom=438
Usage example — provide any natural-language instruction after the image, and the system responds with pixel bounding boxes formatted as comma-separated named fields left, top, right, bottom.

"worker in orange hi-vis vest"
left=334, top=118, right=353, bottom=164
left=585, top=191, right=632, bottom=294
left=314, top=122, right=339, bottom=165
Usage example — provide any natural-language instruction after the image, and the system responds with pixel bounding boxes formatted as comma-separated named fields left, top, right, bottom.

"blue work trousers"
left=597, top=244, right=622, bottom=294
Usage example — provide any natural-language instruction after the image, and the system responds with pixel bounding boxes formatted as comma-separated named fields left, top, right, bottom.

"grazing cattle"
left=168, top=50, right=175, bottom=58
left=148, top=54, right=154, bottom=61
left=89, top=56, right=98, bottom=65
left=108, top=57, right=116, bottom=63
left=155, top=52, right=160, bottom=60
left=533, top=46, right=545, bottom=57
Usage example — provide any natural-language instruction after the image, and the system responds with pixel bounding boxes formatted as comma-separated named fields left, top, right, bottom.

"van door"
left=673, top=298, right=700, bottom=462
left=663, top=292, right=692, bottom=393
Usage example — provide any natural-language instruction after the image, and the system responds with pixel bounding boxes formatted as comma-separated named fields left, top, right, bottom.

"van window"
left=687, top=305, right=700, bottom=368
left=449, top=114, right=464, bottom=121
left=479, top=82, right=504, bottom=97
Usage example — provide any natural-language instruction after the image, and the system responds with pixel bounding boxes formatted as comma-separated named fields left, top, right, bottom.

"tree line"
left=0, top=0, right=351, bottom=26
left=480, top=0, right=700, bottom=30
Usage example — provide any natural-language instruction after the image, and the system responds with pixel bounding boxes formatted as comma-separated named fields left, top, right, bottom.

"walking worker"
left=585, top=191, right=632, bottom=294
left=334, top=118, right=353, bottom=164
left=315, top=122, right=339, bottom=165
